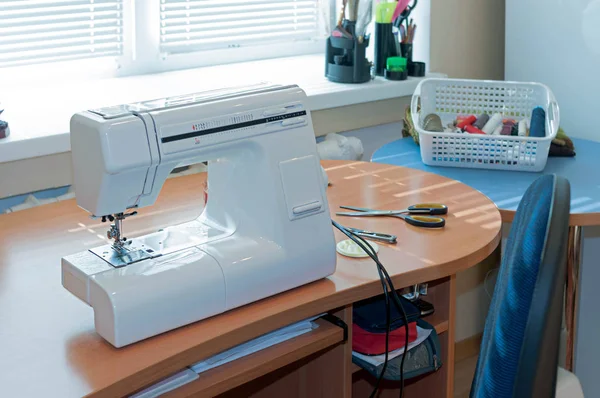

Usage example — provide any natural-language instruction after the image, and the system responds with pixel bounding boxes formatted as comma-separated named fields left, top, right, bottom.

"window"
left=159, top=0, right=321, bottom=55
left=0, top=0, right=331, bottom=80
left=0, top=0, right=124, bottom=68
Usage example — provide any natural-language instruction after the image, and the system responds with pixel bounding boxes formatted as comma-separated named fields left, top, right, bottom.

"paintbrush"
left=346, top=0, right=359, bottom=21
left=355, top=0, right=373, bottom=40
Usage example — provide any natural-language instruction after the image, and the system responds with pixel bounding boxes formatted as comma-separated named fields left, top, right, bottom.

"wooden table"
left=373, top=137, right=600, bottom=379
left=0, top=160, right=500, bottom=398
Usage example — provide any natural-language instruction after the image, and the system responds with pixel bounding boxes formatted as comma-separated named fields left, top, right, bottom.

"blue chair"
left=470, top=175, right=583, bottom=398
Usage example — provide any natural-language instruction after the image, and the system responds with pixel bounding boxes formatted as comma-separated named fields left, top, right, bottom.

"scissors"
left=346, top=227, right=398, bottom=244
left=336, top=203, right=448, bottom=228
left=394, top=0, right=418, bottom=30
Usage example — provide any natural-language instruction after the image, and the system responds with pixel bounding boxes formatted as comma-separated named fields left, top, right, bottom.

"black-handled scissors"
left=394, top=0, right=418, bottom=29
left=336, top=203, right=448, bottom=228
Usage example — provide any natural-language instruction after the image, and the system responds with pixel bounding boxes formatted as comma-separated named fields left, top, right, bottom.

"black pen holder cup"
left=374, top=23, right=398, bottom=76
left=400, top=43, right=413, bottom=64
left=325, top=35, right=371, bottom=84
left=384, top=68, right=408, bottom=81
left=408, top=61, right=426, bottom=77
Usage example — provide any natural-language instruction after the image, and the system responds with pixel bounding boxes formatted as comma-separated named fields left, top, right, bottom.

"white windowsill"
left=0, top=55, right=440, bottom=163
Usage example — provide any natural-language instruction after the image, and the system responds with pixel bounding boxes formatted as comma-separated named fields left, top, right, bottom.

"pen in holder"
left=374, top=22, right=398, bottom=76
left=400, top=27, right=426, bottom=76
left=325, top=20, right=371, bottom=84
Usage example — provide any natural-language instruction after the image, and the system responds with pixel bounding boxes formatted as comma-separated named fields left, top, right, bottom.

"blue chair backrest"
left=471, top=175, right=571, bottom=398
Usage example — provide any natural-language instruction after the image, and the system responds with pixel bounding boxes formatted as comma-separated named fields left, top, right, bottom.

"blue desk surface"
left=372, top=138, right=600, bottom=221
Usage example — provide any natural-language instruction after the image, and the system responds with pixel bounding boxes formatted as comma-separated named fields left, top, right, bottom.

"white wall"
left=506, top=0, right=600, bottom=141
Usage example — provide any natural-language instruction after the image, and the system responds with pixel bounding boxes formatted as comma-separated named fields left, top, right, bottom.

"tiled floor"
left=454, top=356, right=478, bottom=398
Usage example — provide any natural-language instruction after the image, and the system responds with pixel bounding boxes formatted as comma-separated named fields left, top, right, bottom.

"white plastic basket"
left=411, top=78, right=560, bottom=172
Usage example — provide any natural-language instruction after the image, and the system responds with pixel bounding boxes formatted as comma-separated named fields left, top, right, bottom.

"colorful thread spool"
left=473, top=114, right=490, bottom=130
left=529, top=107, right=546, bottom=138
left=501, top=120, right=515, bottom=136
left=518, top=120, right=528, bottom=137
left=511, top=123, right=519, bottom=136
left=482, top=113, right=503, bottom=135
left=457, top=115, right=477, bottom=130
left=465, top=125, right=486, bottom=135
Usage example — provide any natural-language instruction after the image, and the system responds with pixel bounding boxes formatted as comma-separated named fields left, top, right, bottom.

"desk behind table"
left=373, top=137, right=600, bottom=394
left=0, top=160, right=500, bottom=398
left=372, top=137, right=600, bottom=226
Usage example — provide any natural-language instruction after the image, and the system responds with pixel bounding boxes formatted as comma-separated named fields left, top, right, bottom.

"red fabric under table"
left=352, top=322, right=418, bottom=355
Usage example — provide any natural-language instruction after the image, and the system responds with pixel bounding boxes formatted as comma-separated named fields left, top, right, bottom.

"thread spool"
left=511, top=123, right=519, bottom=136
left=473, top=114, right=490, bottom=130
left=518, top=120, right=527, bottom=137
left=482, top=113, right=503, bottom=135
left=529, top=107, right=546, bottom=138
left=492, top=125, right=502, bottom=135
left=457, top=115, right=477, bottom=130
left=501, top=120, right=515, bottom=136
left=465, top=125, right=486, bottom=135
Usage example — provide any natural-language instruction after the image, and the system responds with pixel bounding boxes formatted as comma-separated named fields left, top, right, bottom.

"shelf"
left=163, top=318, right=344, bottom=398
left=350, top=320, right=449, bottom=375
left=434, top=320, right=449, bottom=334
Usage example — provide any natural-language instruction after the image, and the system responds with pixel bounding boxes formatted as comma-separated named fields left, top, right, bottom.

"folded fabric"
left=352, top=321, right=418, bottom=355
left=550, top=127, right=576, bottom=157
left=353, top=294, right=420, bottom=334
left=549, top=143, right=576, bottom=157
left=352, top=322, right=439, bottom=381
left=402, top=106, right=420, bottom=145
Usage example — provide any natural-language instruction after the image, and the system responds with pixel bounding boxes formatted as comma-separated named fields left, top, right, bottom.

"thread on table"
left=529, top=107, right=546, bottom=137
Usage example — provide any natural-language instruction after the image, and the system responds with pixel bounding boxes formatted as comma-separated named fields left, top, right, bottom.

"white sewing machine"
left=61, top=83, right=337, bottom=347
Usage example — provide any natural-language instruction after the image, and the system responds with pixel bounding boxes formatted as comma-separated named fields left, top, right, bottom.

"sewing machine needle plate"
left=90, top=245, right=154, bottom=268
left=89, top=219, right=231, bottom=268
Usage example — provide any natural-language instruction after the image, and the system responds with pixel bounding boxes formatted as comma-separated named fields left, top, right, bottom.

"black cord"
left=333, top=221, right=391, bottom=397
left=377, top=257, right=410, bottom=398
left=332, top=221, right=410, bottom=398
left=356, top=235, right=410, bottom=398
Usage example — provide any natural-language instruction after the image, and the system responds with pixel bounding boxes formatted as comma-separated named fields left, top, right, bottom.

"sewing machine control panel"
left=158, top=103, right=308, bottom=155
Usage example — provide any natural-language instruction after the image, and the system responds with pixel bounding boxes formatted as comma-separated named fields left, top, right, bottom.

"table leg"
left=565, top=226, right=582, bottom=371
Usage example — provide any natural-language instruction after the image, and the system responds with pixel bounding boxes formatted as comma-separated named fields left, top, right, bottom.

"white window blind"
left=0, top=0, right=124, bottom=68
left=160, top=0, right=321, bottom=55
